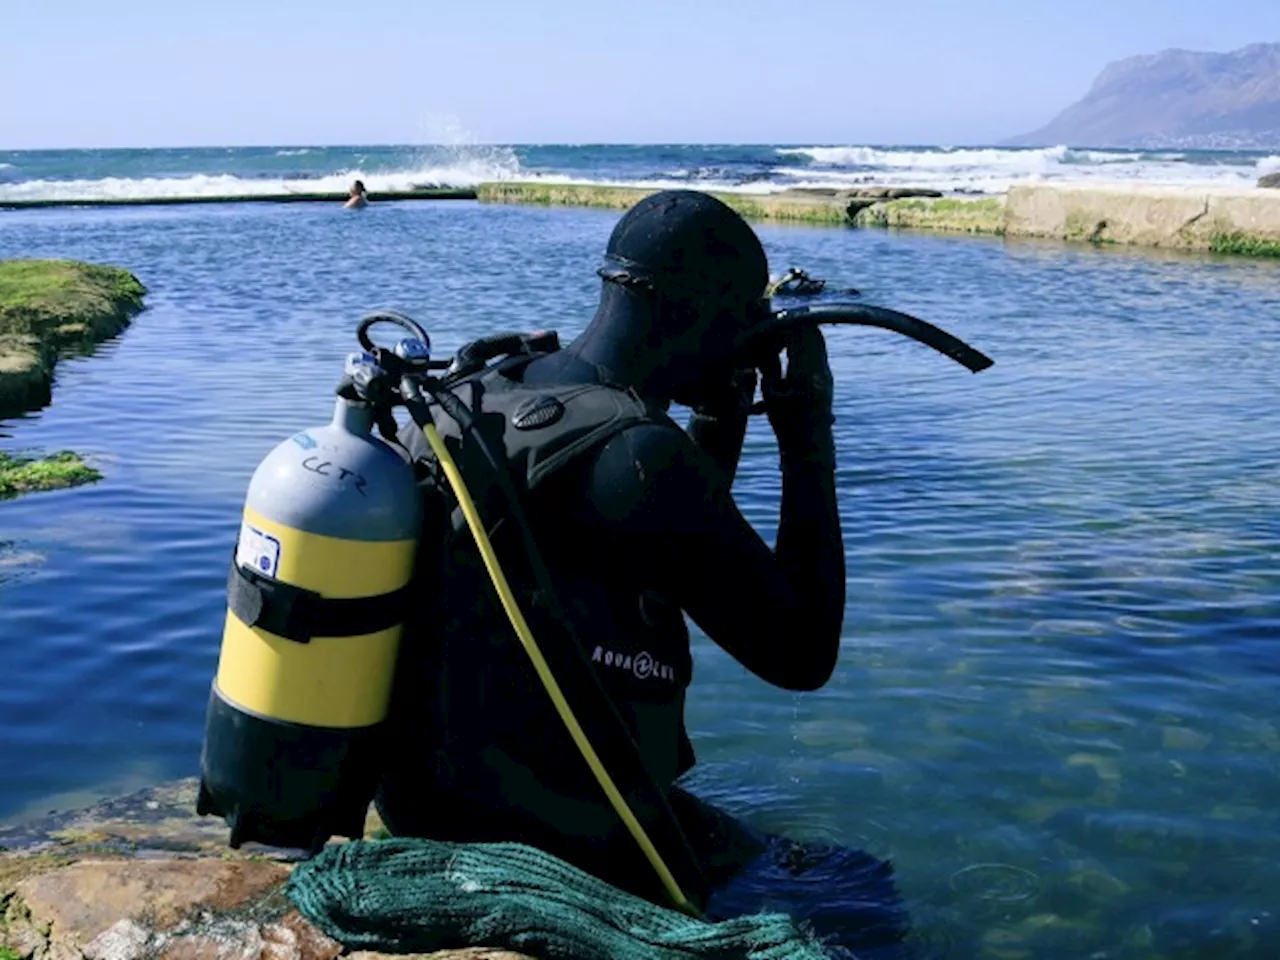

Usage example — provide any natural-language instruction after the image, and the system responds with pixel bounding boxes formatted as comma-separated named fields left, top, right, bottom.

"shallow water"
left=2, top=200, right=1279, bottom=959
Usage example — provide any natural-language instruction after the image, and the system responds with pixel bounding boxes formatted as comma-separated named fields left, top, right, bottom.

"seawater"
left=2, top=142, right=1279, bottom=201
left=1, top=198, right=1279, bottom=959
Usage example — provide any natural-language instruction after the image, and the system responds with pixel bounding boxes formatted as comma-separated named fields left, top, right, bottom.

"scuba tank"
left=196, top=330, right=426, bottom=853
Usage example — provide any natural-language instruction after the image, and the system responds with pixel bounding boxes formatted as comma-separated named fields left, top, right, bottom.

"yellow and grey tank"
left=197, top=391, right=421, bottom=852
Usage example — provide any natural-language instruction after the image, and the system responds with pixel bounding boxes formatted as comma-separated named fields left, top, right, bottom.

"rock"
left=781, top=186, right=942, bottom=200
left=1004, top=183, right=1280, bottom=255
left=782, top=187, right=842, bottom=197
left=0, top=780, right=536, bottom=960
left=1, top=854, right=531, bottom=960
left=847, top=187, right=944, bottom=199
left=0, top=259, right=146, bottom=419
left=1260, top=173, right=1280, bottom=189
left=150, top=909, right=343, bottom=960
left=16, top=860, right=290, bottom=944
left=83, top=919, right=152, bottom=960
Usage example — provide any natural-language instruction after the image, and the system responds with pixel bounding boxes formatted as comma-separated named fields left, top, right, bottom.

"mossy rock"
left=0, top=259, right=146, bottom=419
left=0, top=336, right=52, bottom=414
left=853, top=197, right=1006, bottom=235
left=1208, top=231, right=1280, bottom=258
left=476, top=182, right=859, bottom=225
left=0, top=451, right=102, bottom=500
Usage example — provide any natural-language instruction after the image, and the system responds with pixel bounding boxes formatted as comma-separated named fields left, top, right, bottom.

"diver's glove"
left=761, top=325, right=836, bottom=472
left=686, top=366, right=758, bottom=484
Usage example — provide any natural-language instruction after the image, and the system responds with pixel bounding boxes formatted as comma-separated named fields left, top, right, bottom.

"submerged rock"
left=0, top=451, right=102, bottom=500
left=1259, top=173, right=1280, bottom=189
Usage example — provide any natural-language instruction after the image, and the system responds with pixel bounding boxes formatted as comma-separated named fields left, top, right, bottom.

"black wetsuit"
left=529, top=346, right=845, bottom=754
left=377, top=347, right=849, bottom=865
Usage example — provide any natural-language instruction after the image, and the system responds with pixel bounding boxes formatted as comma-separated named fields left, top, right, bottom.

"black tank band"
left=227, top=555, right=409, bottom=643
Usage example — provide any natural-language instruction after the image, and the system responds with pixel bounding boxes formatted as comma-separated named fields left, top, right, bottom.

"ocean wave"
left=765, top=145, right=1269, bottom=193
left=777, top=145, right=1074, bottom=169
left=0, top=152, right=522, bottom=203
left=1067, top=150, right=1147, bottom=164
left=2, top=144, right=1276, bottom=204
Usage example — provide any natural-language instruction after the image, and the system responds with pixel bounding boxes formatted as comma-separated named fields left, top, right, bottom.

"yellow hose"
left=421, top=421, right=699, bottom=918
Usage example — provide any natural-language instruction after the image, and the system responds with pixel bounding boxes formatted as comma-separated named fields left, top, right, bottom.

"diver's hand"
left=693, top=366, right=758, bottom=422
left=761, top=325, right=835, bottom=470
left=686, top=367, right=757, bottom=485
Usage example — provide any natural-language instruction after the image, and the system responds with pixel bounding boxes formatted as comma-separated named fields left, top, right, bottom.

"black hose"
left=738, top=303, right=994, bottom=373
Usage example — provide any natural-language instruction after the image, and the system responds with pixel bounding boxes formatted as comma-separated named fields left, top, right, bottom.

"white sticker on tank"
left=236, top=522, right=281, bottom=579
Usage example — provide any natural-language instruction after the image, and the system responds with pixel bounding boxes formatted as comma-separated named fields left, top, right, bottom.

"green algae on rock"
left=476, top=182, right=853, bottom=224
left=478, top=181, right=1280, bottom=257
left=850, top=197, right=1006, bottom=235
left=0, top=451, right=102, bottom=500
left=1209, top=231, right=1280, bottom=258
left=0, top=259, right=146, bottom=419
left=1005, top=183, right=1280, bottom=257
left=476, top=182, right=1005, bottom=233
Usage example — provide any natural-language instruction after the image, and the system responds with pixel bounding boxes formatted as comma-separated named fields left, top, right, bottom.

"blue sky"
left=2, top=0, right=1276, bottom=149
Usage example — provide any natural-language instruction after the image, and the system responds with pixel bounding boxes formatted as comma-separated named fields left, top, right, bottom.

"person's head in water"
left=566, top=190, right=769, bottom=408
left=344, top=180, right=369, bottom=209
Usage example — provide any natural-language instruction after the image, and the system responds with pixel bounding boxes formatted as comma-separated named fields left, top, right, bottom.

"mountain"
left=1005, top=42, right=1280, bottom=149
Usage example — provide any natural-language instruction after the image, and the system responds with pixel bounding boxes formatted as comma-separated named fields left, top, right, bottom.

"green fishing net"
left=286, top=836, right=832, bottom=960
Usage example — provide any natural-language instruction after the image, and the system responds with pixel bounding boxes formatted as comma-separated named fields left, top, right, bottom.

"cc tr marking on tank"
left=300, top=454, right=370, bottom=495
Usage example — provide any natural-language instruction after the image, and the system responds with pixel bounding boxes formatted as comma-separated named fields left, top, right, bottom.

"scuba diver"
left=198, top=186, right=991, bottom=954
left=372, top=190, right=911, bottom=954
left=767, top=265, right=827, bottom=297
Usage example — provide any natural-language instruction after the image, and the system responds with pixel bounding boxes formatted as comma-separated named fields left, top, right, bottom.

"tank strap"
left=226, top=555, right=409, bottom=644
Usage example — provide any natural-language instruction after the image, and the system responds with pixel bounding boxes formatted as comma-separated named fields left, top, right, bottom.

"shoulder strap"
left=427, top=360, right=678, bottom=495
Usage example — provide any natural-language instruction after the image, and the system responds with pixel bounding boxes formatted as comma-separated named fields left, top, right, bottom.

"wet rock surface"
left=0, top=780, right=533, bottom=960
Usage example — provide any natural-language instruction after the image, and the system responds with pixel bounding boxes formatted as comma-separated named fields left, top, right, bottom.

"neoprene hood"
left=582, top=190, right=769, bottom=407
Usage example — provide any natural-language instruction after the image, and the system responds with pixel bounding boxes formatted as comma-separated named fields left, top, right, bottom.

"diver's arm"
left=684, top=367, right=756, bottom=487
left=581, top=423, right=844, bottom=692
left=685, top=412, right=746, bottom=487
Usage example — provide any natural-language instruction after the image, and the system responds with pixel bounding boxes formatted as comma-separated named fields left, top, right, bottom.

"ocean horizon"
left=3, top=142, right=1279, bottom=205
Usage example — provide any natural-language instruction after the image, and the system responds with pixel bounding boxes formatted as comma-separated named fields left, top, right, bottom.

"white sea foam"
left=769, top=145, right=1268, bottom=193
left=274, top=148, right=313, bottom=156
left=779, top=145, right=1072, bottom=169
left=0, top=149, right=523, bottom=202
left=3, top=145, right=1276, bottom=203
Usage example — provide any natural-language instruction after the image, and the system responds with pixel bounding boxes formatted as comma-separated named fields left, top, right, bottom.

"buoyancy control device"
left=196, top=299, right=993, bottom=916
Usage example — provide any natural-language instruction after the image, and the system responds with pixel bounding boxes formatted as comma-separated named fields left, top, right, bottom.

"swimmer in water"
left=344, top=180, right=369, bottom=209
